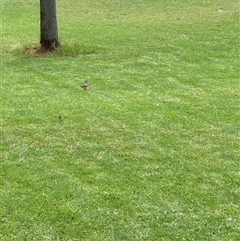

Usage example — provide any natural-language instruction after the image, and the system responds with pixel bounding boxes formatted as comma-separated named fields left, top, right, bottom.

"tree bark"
left=40, top=0, right=60, bottom=49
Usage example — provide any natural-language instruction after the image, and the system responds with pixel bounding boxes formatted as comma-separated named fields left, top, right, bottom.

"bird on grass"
left=80, top=81, right=89, bottom=90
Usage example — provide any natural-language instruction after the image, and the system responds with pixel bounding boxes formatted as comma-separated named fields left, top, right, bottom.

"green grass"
left=1, top=0, right=239, bottom=240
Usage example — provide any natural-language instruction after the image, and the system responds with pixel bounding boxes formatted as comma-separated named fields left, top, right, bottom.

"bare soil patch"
left=24, top=46, right=56, bottom=57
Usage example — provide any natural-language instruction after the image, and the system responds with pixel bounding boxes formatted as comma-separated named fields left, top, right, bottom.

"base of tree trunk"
left=24, top=45, right=59, bottom=56
left=40, top=39, right=60, bottom=50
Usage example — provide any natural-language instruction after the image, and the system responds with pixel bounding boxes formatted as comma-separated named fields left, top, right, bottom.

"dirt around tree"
left=24, top=46, right=57, bottom=57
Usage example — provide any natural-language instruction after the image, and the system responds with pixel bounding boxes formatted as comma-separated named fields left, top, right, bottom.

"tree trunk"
left=40, top=0, right=60, bottom=49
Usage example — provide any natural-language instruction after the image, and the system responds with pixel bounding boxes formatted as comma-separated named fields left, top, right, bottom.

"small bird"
left=80, top=81, right=89, bottom=90
left=58, top=115, right=62, bottom=120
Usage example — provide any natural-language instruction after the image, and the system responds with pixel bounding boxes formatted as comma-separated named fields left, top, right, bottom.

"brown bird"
left=80, top=81, right=88, bottom=90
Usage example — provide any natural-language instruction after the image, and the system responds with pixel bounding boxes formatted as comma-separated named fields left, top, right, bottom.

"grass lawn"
left=1, top=0, right=239, bottom=240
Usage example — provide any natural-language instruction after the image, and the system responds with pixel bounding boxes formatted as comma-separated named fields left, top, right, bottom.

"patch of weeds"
left=58, top=42, right=101, bottom=56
